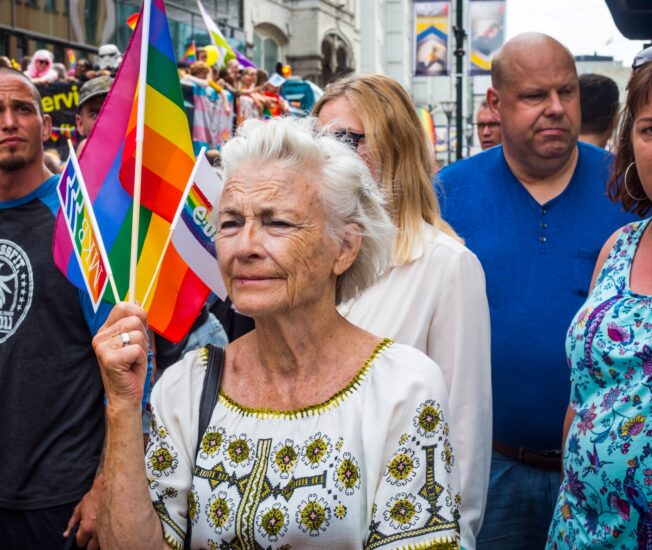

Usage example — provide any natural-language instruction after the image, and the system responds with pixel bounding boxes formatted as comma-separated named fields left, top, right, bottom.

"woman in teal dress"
left=547, top=47, right=652, bottom=549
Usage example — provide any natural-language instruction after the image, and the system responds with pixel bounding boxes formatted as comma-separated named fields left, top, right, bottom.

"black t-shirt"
left=0, top=176, right=105, bottom=509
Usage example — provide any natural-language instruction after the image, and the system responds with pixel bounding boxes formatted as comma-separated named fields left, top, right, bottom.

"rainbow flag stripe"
left=181, top=185, right=216, bottom=255
left=53, top=0, right=208, bottom=342
left=57, top=159, right=110, bottom=310
left=66, top=49, right=76, bottom=68
left=126, top=12, right=139, bottom=30
left=181, top=41, right=196, bottom=64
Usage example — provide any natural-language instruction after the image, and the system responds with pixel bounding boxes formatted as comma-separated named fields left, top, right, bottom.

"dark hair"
left=579, top=74, right=619, bottom=134
left=0, top=67, right=43, bottom=115
left=608, top=62, right=652, bottom=216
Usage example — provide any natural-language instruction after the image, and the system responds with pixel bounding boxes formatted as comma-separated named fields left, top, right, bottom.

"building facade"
left=0, top=0, right=244, bottom=66
left=245, top=0, right=359, bottom=86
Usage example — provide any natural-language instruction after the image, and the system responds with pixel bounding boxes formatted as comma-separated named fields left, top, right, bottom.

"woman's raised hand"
left=93, top=302, right=149, bottom=411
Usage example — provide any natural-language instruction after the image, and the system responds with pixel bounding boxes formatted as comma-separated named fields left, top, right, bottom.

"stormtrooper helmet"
left=98, top=44, right=122, bottom=70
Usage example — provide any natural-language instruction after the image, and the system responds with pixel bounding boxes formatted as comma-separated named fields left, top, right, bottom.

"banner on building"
left=414, top=1, right=451, bottom=76
left=469, top=0, right=505, bottom=75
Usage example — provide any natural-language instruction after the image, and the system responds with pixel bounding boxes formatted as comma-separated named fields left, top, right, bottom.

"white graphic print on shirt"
left=0, top=239, right=33, bottom=343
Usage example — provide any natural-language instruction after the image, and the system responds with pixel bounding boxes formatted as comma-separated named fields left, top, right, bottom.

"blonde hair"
left=313, top=74, right=459, bottom=265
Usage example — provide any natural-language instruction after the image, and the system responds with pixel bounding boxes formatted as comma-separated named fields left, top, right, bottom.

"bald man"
left=436, top=33, right=637, bottom=548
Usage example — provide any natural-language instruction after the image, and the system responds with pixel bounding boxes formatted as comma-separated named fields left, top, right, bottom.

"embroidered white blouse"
left=338, top=223, right=492, bottom=550
left=146, top=340, right=461, bottom=550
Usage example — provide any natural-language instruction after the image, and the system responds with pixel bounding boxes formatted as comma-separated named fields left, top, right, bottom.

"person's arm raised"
left=93, top=302, right=171, bottom=550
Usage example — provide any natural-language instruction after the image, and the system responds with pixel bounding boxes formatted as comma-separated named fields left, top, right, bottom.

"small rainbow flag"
left=181, top=40, right=196, bottom=64
left=54, top=0, right=209, bottom=342
left=126, top=12, right=139, bottom=30
left=66, top=49, right=76, bottom=68
left=171, top=154, right=226, bottom=300
left=56, top=144, right=117, bottom=311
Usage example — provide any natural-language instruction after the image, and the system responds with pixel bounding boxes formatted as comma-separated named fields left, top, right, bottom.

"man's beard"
left=0, top=156, right=28, bottom=172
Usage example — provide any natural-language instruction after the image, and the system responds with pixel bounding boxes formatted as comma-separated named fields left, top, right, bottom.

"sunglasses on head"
left=332, top=129, right=366, bottom=150
left=632, top=45, right=652, bottom=70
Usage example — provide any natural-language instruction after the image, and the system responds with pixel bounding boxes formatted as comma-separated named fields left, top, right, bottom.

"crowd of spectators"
left=10, top=44, right=292, bottom=173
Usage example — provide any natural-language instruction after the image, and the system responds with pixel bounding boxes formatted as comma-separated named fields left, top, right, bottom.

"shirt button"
left=540, top=236, right=547, bottom=243
left=541, top=223, right=548, bottom=229
left=541, top=208, right=547, bottom=214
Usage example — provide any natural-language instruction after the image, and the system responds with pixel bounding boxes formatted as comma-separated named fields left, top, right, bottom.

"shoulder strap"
left=185, top=344, right=224, bottom=549
left=195, top=344, right=225, bottom=458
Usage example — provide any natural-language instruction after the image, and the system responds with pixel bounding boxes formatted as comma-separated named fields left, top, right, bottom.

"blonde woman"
left=314, top=74, right=491, bottom=550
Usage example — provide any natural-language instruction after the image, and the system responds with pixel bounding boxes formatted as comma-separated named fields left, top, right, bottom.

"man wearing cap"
left=76, top=76, right=112, bottom=155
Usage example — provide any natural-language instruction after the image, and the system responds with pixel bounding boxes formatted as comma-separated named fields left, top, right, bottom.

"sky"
left=505, top=0, right=648, bottom=66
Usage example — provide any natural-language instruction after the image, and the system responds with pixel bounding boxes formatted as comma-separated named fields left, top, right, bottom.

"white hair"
left=219, top=116, right=395, bottom=304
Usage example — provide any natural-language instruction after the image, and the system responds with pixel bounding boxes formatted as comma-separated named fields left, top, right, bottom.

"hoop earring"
left=623, top=161, right=646, bottom=202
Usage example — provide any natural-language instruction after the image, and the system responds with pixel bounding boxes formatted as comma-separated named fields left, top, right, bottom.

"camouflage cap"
left=77, top=76, right=113, bottom=110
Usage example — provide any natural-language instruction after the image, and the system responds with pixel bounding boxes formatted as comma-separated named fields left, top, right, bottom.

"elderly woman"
left=313, top=74, right=491, bottom=549
left=95, top=117, right=461, bottom=549
left=547, top=47, right=652, bottom=549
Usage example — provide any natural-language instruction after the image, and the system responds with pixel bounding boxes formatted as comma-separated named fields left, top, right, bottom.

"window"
left=253, top=32, right=280, bottom=75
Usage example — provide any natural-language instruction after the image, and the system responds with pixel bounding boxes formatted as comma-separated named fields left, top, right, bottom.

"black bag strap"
left=184, top=344, right=225, bottom=550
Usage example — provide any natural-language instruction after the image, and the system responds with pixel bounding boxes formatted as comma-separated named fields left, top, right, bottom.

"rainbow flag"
left=56, top=144, right=117, bottom=311
left=181, top=40, right=196, bottom=64
left=171, top=154, right=227, bottom=300
left=53, top=0, right=209, bottom=343
left=126, top=12, right=139, bottom=30
left=66, top=49, right=76, bottom=68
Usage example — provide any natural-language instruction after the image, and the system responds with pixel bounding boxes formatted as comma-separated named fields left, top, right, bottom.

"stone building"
left=245, top=0, right=359, bottom=86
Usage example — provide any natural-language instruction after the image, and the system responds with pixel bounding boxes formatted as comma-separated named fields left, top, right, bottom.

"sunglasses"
left=35, top=59, right=48, bottom=64
left=632, top=45, right=652, bottom=70
left=332, top=129, right=366, bottom=150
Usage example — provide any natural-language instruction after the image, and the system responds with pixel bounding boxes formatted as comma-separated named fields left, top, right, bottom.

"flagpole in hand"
left=141, top=147, right=207, bottom=307
left=129, top=0, right=152, bottom=303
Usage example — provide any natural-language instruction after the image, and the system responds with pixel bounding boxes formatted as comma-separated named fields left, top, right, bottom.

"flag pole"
left=66, top=140, right=120, bottom=303
left=129, top=0, right=152, bottom=303
left=141, top=147, right=207, bottom=307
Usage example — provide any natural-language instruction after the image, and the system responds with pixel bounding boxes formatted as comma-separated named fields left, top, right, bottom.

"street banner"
left=56, top=143, right=117, bottom=311
left=414, top=1, right=450, bottom=76
left=469, top=0, right=505, bottom=75
left=37, top=81, right=79, bottom=158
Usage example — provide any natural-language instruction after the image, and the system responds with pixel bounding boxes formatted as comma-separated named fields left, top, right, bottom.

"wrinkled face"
left=632, top=91, right=652, bottom=202
left=75, top=94, right=105, bottom=138
left=476, top=105, right=502, bottom=150
left=0, top=75, right=50, bottom=172
left=493, top=43, right=580, bottom=163
left=215, top=164, right=343, bottom=317
left=317, top=96, right=375, bottom=178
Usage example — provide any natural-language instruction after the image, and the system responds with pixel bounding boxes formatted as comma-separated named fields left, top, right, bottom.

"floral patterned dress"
left=146, top=339, right=461, bottom=549
left=547, top=218, right=652, bottom=549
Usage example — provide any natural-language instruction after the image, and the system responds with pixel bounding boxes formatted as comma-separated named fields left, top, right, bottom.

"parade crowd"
left=1, top=30, right=651, bottom=550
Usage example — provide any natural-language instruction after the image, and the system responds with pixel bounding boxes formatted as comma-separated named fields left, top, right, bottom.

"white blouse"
left=146, top=340, right=461, bottom=549
left=339, top=223, right=492, bottom=550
